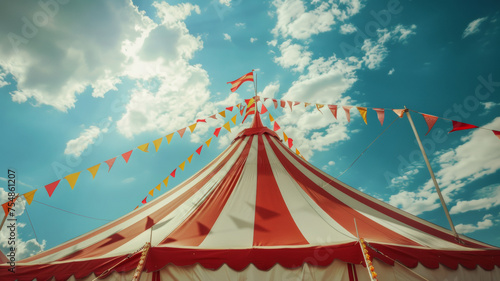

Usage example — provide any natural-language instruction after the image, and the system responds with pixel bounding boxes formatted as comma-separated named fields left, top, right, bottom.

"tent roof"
left=2, top=110, right=500, bottom=281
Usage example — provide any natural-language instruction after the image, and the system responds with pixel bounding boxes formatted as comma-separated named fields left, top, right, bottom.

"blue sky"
left=1, top=0, right=500, bottom=258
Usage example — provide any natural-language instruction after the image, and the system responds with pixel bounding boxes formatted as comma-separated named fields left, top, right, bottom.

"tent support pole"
left=404, top=108, right=459, bottom=240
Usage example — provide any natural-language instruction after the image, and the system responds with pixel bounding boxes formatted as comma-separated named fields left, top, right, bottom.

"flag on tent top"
left=227, top=70, right=254, bottom=92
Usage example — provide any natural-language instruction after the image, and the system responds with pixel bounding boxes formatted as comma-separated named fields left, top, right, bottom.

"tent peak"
left=234, top=107, right=280, bottom=142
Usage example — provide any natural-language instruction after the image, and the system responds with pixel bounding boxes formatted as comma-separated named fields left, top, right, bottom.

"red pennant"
left=288, top=138, right=293, bottom=149
left=196, top=119, right=206, bottom=123
left=287, top=101, right=293, bottom=111
left=294, top=101, right=300, bottom=106
left=226, top=106, right=234, bottom=111
left=170, top=169, right=177, bottom=178
left=122, top=150, right=133, bottom=163
left=105, top=157, right=117, bottom=172
left=271, top=99, right=277, bottom=109
left=260, top=104, right=268, bottom=114
left=373, top=108, right=385, bottom=126
left=2, top=197, right=18, bottom=216
left=493, top=130, right=500, bottom=140
left=45, top=179, right=61, bottom=197
left=177, top=127, right=187, bottom=138
left=343, top=106, right=352, bottom=122
left=208, top=114, right=217, bottom=119
left=240, top=107, right=245, bottom=116
left=264, top=98, right=269, bottom=101
left=214, top=127, right=221, bottom=137
left=421, top=114, right=439, bottom=135
left=196, top=145, right=203, bottom=155
left=328, top=105, right=338, bottom=119
left=273, top=122, right=281, bottom=131
left=142, top=197, right=147, bottom=204
left=449, top=120, right=478, bottom=133
left=280, top=100, right=286, bottom=108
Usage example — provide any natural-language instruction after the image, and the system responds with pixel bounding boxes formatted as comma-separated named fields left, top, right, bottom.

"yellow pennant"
left=163, top=176, right=169, bottom=188
left=148, top=189, right=154, bottom=196
left=223, top=121, right=231, bottom=132
left=23, top=189, right=37, bottom=205
left=187, top=154, right=193, bottom=163
left=166, top=133, right=174, bottom=144
left=236, top=103, right=241, bottom=109
left=295, top=148, right=300, bottom=155
left=269, top=114, right=274, bottom=122
left=64, top=171, right=81, bottom=190
left=283, top=132, right=288, bottom=142
left=231, top=114, right=237, bottom=125
left=219, top=111, right=226, bottom=118
left=316, top=104, right=324, bottom=113
left=205, top=137, right=212, bottom=147
left=155, top=184, right=161, bottom=191
left=305, top=102, right=310, bottom=107
left=138, top=143, right=149, bottom=152
left=87, top=163, right=100, bottom=179
left=357, top=107, right=368, bottom=124
left=188, top=123, right=197, bottom=133
left=179, top=161, right=186, bottom=171
left=153, top=138, right=163, bottom=152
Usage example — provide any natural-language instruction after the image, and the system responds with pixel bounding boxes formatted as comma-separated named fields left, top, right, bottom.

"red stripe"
left=24, top=140, right=245, bottom=263
left=160, top=136, right=254, bottom=246
left=266, top=135, right=490, bottom=249
left=253, top=135, right=308, bottom=246
left=347, top=263, right=356, bottom=281
left=265, top=135, right=421, bottom=246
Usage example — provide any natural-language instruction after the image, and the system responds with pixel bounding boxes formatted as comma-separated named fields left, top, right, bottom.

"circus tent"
left=1, top=109, right=500, bottom=281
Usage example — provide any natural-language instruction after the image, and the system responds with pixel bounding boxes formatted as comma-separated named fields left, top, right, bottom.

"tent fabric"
left=2, top=110, right=500, bottom=281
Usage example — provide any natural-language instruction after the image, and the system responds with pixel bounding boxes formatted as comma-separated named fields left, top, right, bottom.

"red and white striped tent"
left=2, top=111, right=500, bottom=281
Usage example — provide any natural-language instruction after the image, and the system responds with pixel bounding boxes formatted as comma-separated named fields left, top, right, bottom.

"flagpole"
left=404, top=108, right=460, bottom=241
left=253, top=70, right=259, bottom=113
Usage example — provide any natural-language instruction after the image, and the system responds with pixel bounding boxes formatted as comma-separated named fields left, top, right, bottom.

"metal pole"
left=404, top=109, right=459, bottom=239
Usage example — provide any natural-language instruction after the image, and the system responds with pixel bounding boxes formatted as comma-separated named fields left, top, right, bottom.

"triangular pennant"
left=187, top=154, right=193, bottom=163
left=196, top=119, right=206, bottom=123
left=179, top=161, right=186, bottom=171
left=166, top=133, right=174, bottom=144
left=287, top=101, right=293, bottom=111
left=236, top=103, right=241, bottom=109
left=214, top=127, right=222, bottom=137
left=205, top=137, right=212, bottom=147
left=328, top=105, right=338, bottom=119
left=316, top=104, right=324, bottom=114
left=142, top=197, right=147, bottom=204
left=45, top=179, right=61, bottom=197
left=449, top=120, right=478, bottom=133
left=2, top=198, right=16, bottom=216
left=280, top=100, right=286, bottom=108
left=273, top=99, right=278, bottom=109
left=134, top=206, right=139, bottom=210
left=219, top=111, right=226, bottom=118
left=343, top=106, right=352, bottom=122
left=295, top=148, right=300, bottom=155
left=260, top=104, right=268, bottom=114
left=373, top=108, right=385, bottom=126
left=196, top=145, right=203, bottom=155
left=273, top=122, right=281, bottom=131
left=170, top=169, right=177, bottom=178
left=122, top=150, right=133, bottom=163
left=226, top=106, right=234, bottom=111
left=209, top=114, right=217, bottom=119
left=231, top=115, right=237, bottom=125
left=357, top=107, right=368, bottom=124
left=269, top=114, right=274, bottom=122
left=283, top=132, right=288, bottom=142
left=105, top=157, right=117, bottom=172
left=153, top=137, right=163, bottom=152
left=155, top=184, right=161, bottom=191
left=393, top=109, right=405, bottom=118
left=138, top=143, right=149, bottom=152
left=304, top=102, right=311, bottom=107
left=493, top=130, right=500, bottom=140
left=422, top=114, right=439, bottom=135
left=23, top=189, right=37, bottom=205
left=288, top=138, right=293, bottom=149
left=223, top=122, right=231, bottom=132
left=188, top=123, right=197, bottom=133
left=163, top=176, right=169, bottom=188
left=64, top=171, right=81, bottom=190
left=148, top=189, right=154, bottom=196
left=240, top=107, right=245, bottom=116
left=87, top=163, right=101, bottom=179
left=294, top=101, right=300, bottom=106
left=177, top=127, right=187, bottom=138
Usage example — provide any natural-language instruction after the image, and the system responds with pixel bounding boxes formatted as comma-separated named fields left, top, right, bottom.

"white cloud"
left=389, top=167, right=421, bottom=188
left=267, top=39, right=278, bottom=47
left=274, top=40, right=312, bottom=72
left=250, top=37, right=258, bottom=43
left=219, top=0, right=231, bottom=7
left=0, top=68, right=9, bottom=88
left=388, top=68, right=395, bottom=75
left=223, top=33, right=232, bottom=42
left=122, top=177, right=136, bottom=184
left=259, top=81, right=280, bottom=99
left=462, top=17, right=488, bottom=38
left=235, top=22, right=245, bottom=28
left=64, top=118, right=112, bottom=157
left=450, top=185, right=500, bottom=215
left=339, top=23, right=356, bottom=34
left=482, top=101, right=499, bottom=114
left=272, top=0, right=363, bottom=40
left=455, top=214, right=494, bottom=234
